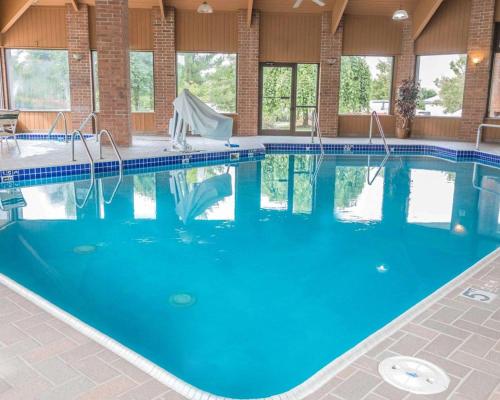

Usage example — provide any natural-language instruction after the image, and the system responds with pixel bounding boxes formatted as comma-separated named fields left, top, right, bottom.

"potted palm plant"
left=395, top=79, right=420, bottom=139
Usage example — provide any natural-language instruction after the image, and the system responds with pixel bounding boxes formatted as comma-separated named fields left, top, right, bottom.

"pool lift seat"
left=168, top=89, right=235, bottom=152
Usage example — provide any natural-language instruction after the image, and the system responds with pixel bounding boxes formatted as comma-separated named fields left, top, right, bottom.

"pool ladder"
left=47, top=112, right=68, bottom=142
left=367, top=111, right=391, bottom=185
left=311, top=109, right=324, bottom=155
left=71, top=128, right=123, bottom=208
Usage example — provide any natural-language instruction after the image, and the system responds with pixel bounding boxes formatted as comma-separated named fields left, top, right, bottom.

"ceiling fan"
left=293, top=0, right=326, bottom=8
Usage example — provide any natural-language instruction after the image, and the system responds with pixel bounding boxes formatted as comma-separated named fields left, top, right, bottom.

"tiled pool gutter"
left=1, top=141, right=500, bottom=188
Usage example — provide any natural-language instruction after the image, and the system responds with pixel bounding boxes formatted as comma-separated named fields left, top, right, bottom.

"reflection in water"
left=293, top=156, right=314, bottom=214
left=261, top=155, right=289, bottom=210
left=21, top=184, right=76, bottom=220
left=408, top=169, right=455, bottom=229
left=134, top=174, right=157, bottom=220
left=477, top=173, right=500, bottom=239
left=335, top=166, right=384, bottom=222
left=170, top=166, right=234, bottom=223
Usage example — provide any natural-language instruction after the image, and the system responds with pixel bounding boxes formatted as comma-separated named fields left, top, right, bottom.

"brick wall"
left=236, top=9, right=259, bottom=136
left=318, top=12, right=342, bottom=137
left=152, top=6, right=176, bottom=133
left=459, top=0, right=496, bottom=141
left=394, top=19, right=416, bottom=129
left=66, top=4, right=93, bottom=131
left=95, top=0, right=131, bottom=146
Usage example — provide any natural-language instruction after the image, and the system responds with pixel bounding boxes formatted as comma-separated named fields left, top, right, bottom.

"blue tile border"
left=1, top=142, right=499, bottom=188
left=0, top=148, right=266, bottom=188
left=15, top=133, right=94, bottom=142
left=264, top=143, right=500, bottom=166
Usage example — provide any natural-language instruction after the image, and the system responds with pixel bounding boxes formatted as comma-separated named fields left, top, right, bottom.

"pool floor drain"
left=73, top=245, right=97, bottom=255
left=169, top=293, right=196, bottom=307
left=378, top=356, right=450, bottom=395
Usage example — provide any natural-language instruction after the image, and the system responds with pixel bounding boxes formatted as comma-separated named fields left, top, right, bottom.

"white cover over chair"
left=169, top=89, right=233, bottom=151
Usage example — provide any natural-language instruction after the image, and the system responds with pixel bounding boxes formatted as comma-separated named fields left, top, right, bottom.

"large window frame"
left=129, top=50, right=155, bottom=113
left=5, top=48, right=71, bottom=112
left=415, top=54, right=467, bottom=118
left=339, top=55, right=394, bottom=116
left=176, top=52, right=238, bottom=114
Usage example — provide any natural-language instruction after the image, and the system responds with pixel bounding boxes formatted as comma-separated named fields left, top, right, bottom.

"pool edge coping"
left=0, top=246, right=498, bottom=399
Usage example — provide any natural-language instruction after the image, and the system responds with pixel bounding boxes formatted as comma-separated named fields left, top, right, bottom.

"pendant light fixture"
left=392, top=3, right=409, bottom=21
left=197, top=1, right=213, bottom=14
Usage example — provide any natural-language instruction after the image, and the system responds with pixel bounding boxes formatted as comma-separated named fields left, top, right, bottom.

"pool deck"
left=1, top=135, right=500, bottom=399
left=1, top=135, right=500, bottom=172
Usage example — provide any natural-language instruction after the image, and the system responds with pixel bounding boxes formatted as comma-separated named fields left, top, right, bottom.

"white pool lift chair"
left=168, top=89, right=235, bottom=152
left=0, top=110, right=21, bottom=152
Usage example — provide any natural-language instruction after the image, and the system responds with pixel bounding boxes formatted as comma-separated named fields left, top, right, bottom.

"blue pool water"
left=1, top=154, right=499, bottom=398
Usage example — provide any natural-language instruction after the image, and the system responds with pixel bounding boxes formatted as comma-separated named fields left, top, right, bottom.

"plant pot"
left=396, top=126, right=410, bottom=139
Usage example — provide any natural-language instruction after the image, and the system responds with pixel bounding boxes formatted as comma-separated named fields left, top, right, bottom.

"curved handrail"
left=369, top=111, right=390, bottom=155
left=97, top=129, right=123, bottom=205
left=476, top=124, right=500, bottom=150
left=311, top=109, right=324, bottom=154
left=78, top=112, right=99, bottom=141
left=98, top=174, right=123, bottom=205
left=47, top=112, right=68, bottom=143
left=367, top=153, right=390, bottom=185
left=70, top=129, right=95, bottom=209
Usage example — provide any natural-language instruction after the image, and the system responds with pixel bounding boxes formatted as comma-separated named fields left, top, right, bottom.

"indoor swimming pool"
left=0, top=154, right=499, bottom=398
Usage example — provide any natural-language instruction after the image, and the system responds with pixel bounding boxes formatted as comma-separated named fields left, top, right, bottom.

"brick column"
left=66, top=4, right=93, bottom=131
left=318, top=13, right=342, bottom=137
left=95, top=0, right=131, bottom=146
left=459, top=0, right=496, bottom=141
left=152, top=6, right=176, bottom=133
left=394, top=19, right=416, bottom=127
left=236, top=9, right=260, bottom=136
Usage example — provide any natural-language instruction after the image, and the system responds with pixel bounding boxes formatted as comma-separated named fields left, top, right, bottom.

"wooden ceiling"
left=34, top=0, right=419, bottom=16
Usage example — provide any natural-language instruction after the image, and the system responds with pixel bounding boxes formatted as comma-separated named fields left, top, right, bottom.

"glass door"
left=260, top=64, right=294, bottom=134
left=259, top=63, right=318, bottom=135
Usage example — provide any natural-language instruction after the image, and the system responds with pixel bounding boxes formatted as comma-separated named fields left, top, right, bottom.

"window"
left=91, top=51, right=99, bottom=112
left=260, top=155, right=289, bottom=210
left=339, top=56, right=393, bottom=114
left=6, top=49, right=70, bottom=111
left=416, top=54, right=467, bottom=117
left=489, top=23, right=500, bottom=118
left=133, top=174, right=157, bottom=220
left=130, top=51, right=154, bottom=112
left=177, top=53, right=237, bottom=113
left=0, top=57, right=4, bottom=109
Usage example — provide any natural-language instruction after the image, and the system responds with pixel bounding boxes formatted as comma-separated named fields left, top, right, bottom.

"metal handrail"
left=311, top=109, right=324, bottom=154
left=98, top=174, right=123, bottom=205
left=70, top=129, right=95, bottom=209
left=47, top=112, right=68, bottom=143
left=78, top=112, right=99, bottom=141
left=367, top=111, right=391, bottom=186
left=476, top=123, right=500, bottom=150
left=369, top=111, right=390, bottom=155
left=96, top=129, right=123, bottom=204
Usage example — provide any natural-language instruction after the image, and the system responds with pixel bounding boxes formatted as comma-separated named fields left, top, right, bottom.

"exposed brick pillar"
left=459, top=0, right=496, bottom=141
left=237, top=9, right=259, bottom=136
left=66, top=4, right=93, bottom=131
left=152, top=6, right=176, bottom=133
left=95, top=0, right=131, bottom=146
left=319, top=13, right=342, bottom=137
left=394, top=19, right=416, bottom=128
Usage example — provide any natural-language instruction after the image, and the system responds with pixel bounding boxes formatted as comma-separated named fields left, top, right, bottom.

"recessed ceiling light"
left=392, top=9, right=409, bottom=21
left=197, top=1, right=213, bottom=14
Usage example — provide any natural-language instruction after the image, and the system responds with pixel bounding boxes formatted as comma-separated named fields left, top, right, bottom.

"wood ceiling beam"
left=159, top=0, right=166, bottom=19
left=247, top=0, right=254, bottom=26
left=412, top=0, right=445, bottom=40
left=0, top=0, right=35, bottom=34
left=331, top=0, right=348, bottom=34
left=70, top=0, right=79, bottom=11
